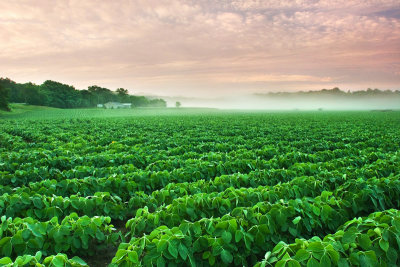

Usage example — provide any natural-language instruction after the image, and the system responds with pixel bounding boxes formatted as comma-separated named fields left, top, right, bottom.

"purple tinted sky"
left=0, top=0, right=399, bottom=97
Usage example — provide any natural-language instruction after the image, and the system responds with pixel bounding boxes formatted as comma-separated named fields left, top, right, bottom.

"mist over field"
left=161, top=93, right=400, bottom=110
left=2, top=1, right=400, bottom=266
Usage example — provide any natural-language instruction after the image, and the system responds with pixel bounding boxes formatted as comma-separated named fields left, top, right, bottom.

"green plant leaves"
left=294, top=249, right=310, bottom=262
left=168, top=242, right=178, bottom=259
left=221, top=250, right=233, bottom=264
left=292, top=216, right=301, bottom=225
left=127, top=251, right=138, bottom=263
left=0, top=257, right=12, bottom=265
left=379, top=239, right=389, bottom=252
left=2, top=108, right=400, bottom=267
left=222, top=231, right=232, bottom=243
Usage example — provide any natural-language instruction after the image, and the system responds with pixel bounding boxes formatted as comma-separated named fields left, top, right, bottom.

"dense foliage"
left=0, top=109, right=399, bottom=266
left=0, top=84, right=10, bottom=111
left=0, top=78, right=166, bottom=108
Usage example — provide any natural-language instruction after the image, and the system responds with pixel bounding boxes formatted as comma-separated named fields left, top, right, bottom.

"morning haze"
left=0, top=0, right=399, bottom=107
left=2, top=2, right=400, bottom=266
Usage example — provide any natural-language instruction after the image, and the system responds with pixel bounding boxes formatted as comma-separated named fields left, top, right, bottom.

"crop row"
left=0, top=213, right=120, bottom=259
left=111, top=174, right=400, bottom=266
left=0, top=192, right=128, bottom=221
left=0, top=161, right=398, bottom=224
left=0, top=251, right=88, bottom=267
left=255, top=209, right=400, bottom=266
left=1, top=147, right=396, bottom=187
left=1, top=150, right=397, bottom=199
left=127, top=173, right=400, bottom=237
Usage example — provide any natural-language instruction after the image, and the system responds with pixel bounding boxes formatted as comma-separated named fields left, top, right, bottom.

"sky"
left=0, top=0, right=399, bottom=97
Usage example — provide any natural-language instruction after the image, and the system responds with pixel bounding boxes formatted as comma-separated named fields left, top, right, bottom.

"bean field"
left=0, top=109, right=399, bottom=266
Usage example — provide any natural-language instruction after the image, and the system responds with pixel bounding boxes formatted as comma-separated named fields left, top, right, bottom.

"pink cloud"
left=0, top=0, right=398, bottom=96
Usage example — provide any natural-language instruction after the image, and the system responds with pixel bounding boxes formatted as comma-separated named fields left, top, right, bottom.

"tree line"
left=256, top=87, right=400, bottom=97
left=0, top=78, right=166, bottom=111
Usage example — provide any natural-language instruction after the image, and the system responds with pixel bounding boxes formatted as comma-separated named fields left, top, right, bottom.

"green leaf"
left=222, top=232, right=232, bottom=243
left=342, top=227, right=357, bottom=244
left=27, top=224, right=42, bottom=237
left=157, top=239, right=168, bottom=252
left=221, top=250, right=233, bottom=264
left=127, top=251, right=138, bottom=263
left=55, top=242, right=63, bottom=253
left=374, top=227, right=381, bottom=236
left=96, top=231, right=105, bottom=241
left=114, top=249, right=127, bottom=261
left=235, top=230, right=243, bottom=242
left=32, top=198, right=44, bottom=209
left=294, top=249, right=310, bottom=262
left=361, top=251, right=377, bottom=266
left=387, top=247, right=398, bottom=263
left=178, top=243, right=189, bottom=260
left=93, top=217, right=102, bottom=227
left=202, top=251, right=211, bottom=259
left=209, top=255, right=216, bottom=266
left=292, top=216, right=301, bottom=225
left=2, top=242, right=12, bottom=257
left=72, top=237, right=81, bottom=249
left=156, top=256, right=165, bottom=267
left=379, top=239, right=389, bottom=252
left=320, top=254, right=331, bottom=267
left=22, top=229, right=31, bottom=240
left=35, top=251, right=42, bottom=261
left=276, top=259, right=287, bottom=267
left=289, top=227, right=297, bottom=237
left=358, top=234, right=371, bottom=250
left=0, top=257, right=12, bottom=265
left=11, top=233, right=24, bottom=245
left=51, top=256, right=65, bottom=267
left=321, top=205, right=332, bottom=221
left=326, top=249, right=339, bottom=264
left=168, top=242, right=178, bottom=259
left=312, top=206, right=320, bottom=216
left=337, top=258, right=349, bottom=267
left=307, top=257, right=319, bottom=267
left=71, top=256, right=88, bottom=266
left=287, top=260, right=301, bottom=267
left=308, top=242, right=324, bottom=254
left=321, top=191, right=332, bottom=202
left=22, top=256, right=34, bottom=265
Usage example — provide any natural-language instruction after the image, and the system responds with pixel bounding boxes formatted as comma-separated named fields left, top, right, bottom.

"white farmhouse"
left=104, top=102, right=132, bottom=109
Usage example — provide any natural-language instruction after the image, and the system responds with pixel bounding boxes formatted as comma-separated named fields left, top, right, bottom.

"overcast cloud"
left=0, top=0, right=399, bottom=97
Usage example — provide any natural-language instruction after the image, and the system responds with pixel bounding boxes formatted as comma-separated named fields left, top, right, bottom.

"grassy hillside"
left=0, top=103, right=58, bottom=117
left=0, top=105, right=220, bottom=119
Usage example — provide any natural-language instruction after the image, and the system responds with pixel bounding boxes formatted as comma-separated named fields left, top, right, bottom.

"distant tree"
left=24, top=83, right=45, bottom=106
left=0, top=77, right=168, bottom=109
left=116, top=88, right=129, bottom=102
left=175, top=101, right=181, bottom=108
left=116, top=88, right=128, bottom=96
left=0, top=78, right=22, bottom=103
left=88, top=85, right=115, bottom=104
left=41, top=80, right=78, bottom=108
left=0, top=84, right=11, bottom=111
left=148, top=98, right=167, bottom=107
left=130, top=95, right=149, bottom=107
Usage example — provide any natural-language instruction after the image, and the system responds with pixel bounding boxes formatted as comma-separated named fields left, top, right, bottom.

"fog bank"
left=160, top=94, right=400, bottom=110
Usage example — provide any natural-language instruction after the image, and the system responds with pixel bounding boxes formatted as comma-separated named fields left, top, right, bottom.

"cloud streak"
left=0, top=0, right=399, bottom=96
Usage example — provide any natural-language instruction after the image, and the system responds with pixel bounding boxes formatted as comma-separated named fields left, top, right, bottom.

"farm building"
left=104, top=102, right=132, bottom=109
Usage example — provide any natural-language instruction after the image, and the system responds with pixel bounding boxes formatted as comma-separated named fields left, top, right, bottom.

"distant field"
left=0, top=103, right=58, bottom=116
left=0, top=108, right=400, bottom=266
left=0, top=104, right=222, bottom=119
